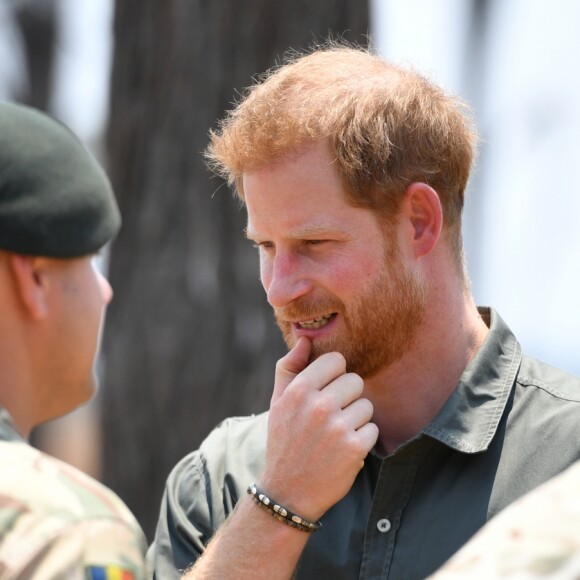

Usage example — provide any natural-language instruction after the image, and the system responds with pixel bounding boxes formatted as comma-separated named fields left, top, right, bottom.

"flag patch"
left=86, top=566, right=135, bottom=580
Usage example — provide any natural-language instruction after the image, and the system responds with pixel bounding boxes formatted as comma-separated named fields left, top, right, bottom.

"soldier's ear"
left=8, top=254, right=50, bottom=320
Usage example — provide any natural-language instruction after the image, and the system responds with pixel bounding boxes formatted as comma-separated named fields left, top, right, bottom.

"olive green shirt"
left=149, top=308, right=580, bottom=579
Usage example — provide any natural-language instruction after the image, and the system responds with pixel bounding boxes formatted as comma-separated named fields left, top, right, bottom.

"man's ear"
left=8, top=254, right=50, bottom=319
left=401, top=182, right=443, bottom=258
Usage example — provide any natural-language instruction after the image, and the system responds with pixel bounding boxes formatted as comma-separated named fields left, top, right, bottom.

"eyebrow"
left=245, top=222, right=346, bottom=242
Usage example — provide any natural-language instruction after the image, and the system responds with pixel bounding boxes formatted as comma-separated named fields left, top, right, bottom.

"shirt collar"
left=0, top=406, right=27, bottom=443
left=422, top=307, right=521, bottom=454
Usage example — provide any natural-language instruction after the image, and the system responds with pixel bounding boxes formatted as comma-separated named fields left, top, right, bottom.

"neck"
left=0, top=325, right=40, bottom=440
left=0, top=360, right=36, bottom=438
left=365, top=288, right=489, bottom=455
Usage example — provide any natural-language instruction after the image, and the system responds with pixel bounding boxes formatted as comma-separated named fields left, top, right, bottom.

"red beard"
left=274, top=247, right=427, bottom=378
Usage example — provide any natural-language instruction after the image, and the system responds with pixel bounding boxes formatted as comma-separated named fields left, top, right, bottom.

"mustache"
left=274, top=296, right=343, bottom=322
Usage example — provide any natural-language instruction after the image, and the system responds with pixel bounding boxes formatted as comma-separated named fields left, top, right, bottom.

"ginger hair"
left=205, top=43, right=478, bottom=268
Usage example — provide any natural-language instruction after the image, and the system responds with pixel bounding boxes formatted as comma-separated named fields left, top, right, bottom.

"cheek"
left=326, top=254, right=382, bottom=293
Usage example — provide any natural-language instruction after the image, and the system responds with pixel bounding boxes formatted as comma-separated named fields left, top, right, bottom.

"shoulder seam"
left=516, top=375, right=580, bottom=403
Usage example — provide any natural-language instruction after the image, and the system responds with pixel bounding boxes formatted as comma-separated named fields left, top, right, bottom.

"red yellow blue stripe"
left=86, top=565, right=135, bottom=580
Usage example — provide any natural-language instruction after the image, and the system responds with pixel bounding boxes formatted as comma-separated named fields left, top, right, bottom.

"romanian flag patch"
left=86, top=566, right=135, bottom=580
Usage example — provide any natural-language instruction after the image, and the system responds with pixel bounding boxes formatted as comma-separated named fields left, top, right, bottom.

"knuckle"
left=345, top=373, right=364, bottom=392
left=364, top=422, right=380, bottom=447
left=319, top=351, right=346, bottom=370
left=331, top=351, right=347, bottom=369
left=360, top=397, right=374, bottom=417
left=342, top=433, right=366, bottom=457
left=309, top=394, right=334, bottom=420
left=285, top=380, right=310, bottom=405
left=330, top=414, right=355, bottom=441
left=347, top=397, right=373, bottom=420
left=275, top=357, right=288, bottom=373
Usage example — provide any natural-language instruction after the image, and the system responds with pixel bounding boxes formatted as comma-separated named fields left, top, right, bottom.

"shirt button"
left=377, top=518, right=391, bottom=533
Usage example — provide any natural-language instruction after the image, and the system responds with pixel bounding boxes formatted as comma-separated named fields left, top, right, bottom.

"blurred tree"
left=103, top=0, right=369, bottom=540
left=13, top=0, right=56, bottom=108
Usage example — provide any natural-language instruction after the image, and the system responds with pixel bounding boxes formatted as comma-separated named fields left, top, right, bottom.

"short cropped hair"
left=206, top=44, right=478, bottom=264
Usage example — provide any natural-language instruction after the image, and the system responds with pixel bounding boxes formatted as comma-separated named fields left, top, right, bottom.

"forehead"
left=243, top=141, right=362, bottom=238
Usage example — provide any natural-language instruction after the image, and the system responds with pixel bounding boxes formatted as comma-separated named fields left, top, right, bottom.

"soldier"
left=0, top=101, right=147, bottom=578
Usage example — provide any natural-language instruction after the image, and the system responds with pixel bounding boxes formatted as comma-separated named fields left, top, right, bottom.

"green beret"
left=0, top=101, right=121, bottom=258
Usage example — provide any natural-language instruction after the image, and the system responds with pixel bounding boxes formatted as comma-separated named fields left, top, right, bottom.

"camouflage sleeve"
left=0, top=512, right=148, bottom=579
left=429, top=461, right=580, bottom=579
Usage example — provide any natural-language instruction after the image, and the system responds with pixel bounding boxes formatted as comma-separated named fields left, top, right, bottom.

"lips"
left=296, top=313, right=336, bottom=329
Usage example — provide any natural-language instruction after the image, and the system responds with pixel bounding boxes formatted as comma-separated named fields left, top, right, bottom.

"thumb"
left=271, top=337, right=312, bottom=403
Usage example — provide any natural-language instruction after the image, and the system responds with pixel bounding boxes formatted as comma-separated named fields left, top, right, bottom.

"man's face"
left=243, top=141, right=426, bottom=378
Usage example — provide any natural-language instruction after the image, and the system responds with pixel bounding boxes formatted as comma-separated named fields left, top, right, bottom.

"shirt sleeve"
left=147, top=414, right=268, bottom=579
left=147, top=451, right=214, bottom=580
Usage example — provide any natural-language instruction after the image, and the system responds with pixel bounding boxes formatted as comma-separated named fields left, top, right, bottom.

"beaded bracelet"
left=247, top=483, right=323, bottom=533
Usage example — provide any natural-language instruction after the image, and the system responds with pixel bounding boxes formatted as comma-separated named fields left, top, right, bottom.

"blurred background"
left=1, top=0, right=578, bottom=540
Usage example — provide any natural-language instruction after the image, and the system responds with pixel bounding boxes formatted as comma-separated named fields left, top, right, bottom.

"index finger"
left=284, top=350, right=347, bottom=396
left=271, top=337, right=312, bottom=403
left=272, top=352, right=346, bottom=402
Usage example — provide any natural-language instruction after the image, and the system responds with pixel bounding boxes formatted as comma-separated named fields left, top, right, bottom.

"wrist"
left=257, top=472, right=324, bottom=522
left=247, top=483, right=323, bottom=533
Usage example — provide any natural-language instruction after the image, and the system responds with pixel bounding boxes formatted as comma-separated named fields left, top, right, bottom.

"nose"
left=100, top=273, right=113, bottom=304
left=262, top=251, right=311, bottom=308
left=96, top=269, right=113, bottom=304
left=91, top=257, right=113, bottom=304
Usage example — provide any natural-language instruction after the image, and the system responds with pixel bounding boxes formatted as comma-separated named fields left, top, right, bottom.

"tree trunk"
left=103, top=0, right=369, bottom=540
left=13, top=1, right=56, bottom=108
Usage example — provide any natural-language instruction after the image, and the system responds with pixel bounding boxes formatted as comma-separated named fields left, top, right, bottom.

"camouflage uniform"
left=0, top=407, right=148, bottom=579
left=431, top=461, right=580, bottom=579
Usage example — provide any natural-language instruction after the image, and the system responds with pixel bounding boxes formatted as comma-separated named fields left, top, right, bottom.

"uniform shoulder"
left=0, top=440, right=147, bottom=577
left=0, top=439, right=141, bottom=529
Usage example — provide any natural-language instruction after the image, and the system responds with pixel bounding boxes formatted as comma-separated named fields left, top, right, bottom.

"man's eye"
left=253, top=241, right=274, bottom=249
